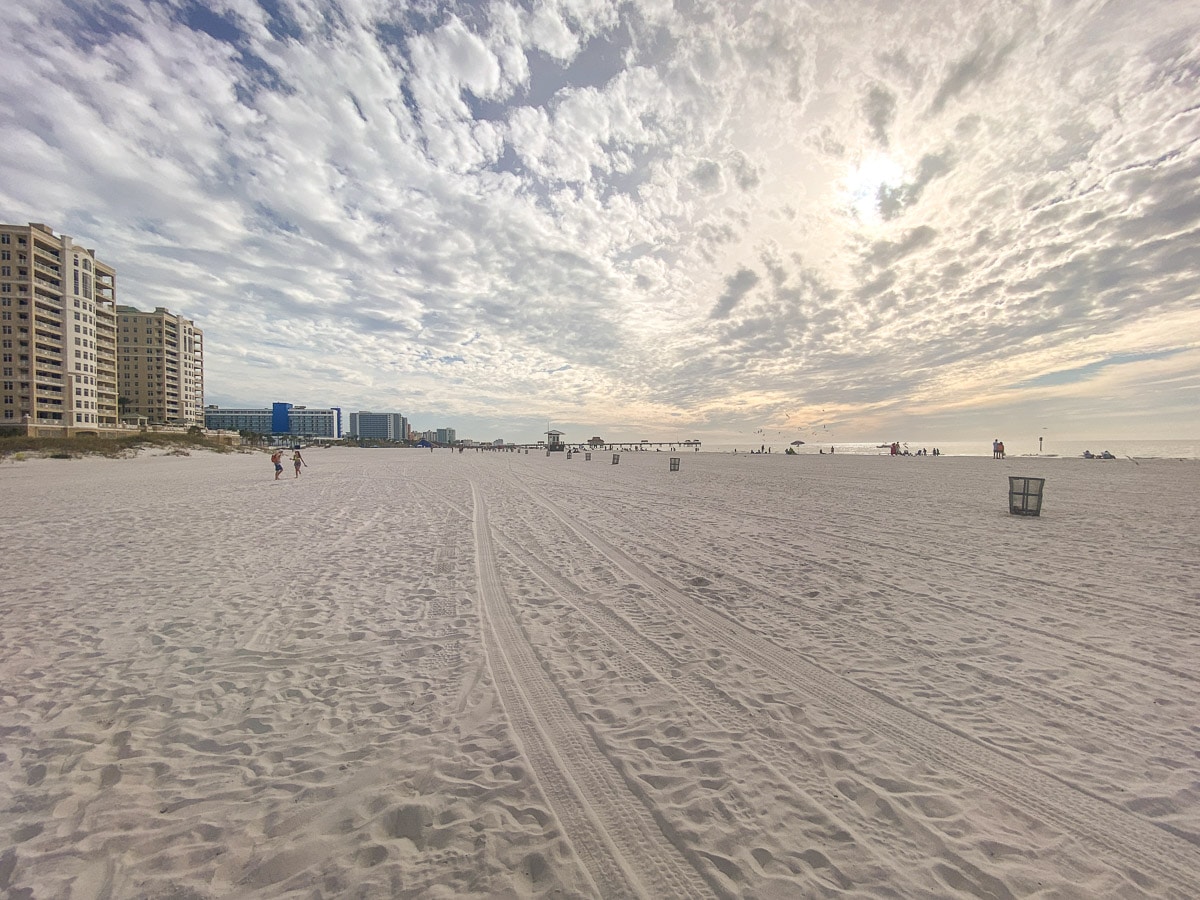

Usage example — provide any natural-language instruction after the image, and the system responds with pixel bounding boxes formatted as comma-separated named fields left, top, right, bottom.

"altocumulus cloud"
left=1, top=0, right=1198, bottom=442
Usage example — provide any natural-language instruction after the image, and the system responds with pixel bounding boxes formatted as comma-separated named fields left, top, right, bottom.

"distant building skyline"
left=348, top=411, right=408, bottom=441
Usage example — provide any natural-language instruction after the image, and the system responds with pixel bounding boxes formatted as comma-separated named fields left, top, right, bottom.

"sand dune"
left=1, top=447, right=1198, bottom=897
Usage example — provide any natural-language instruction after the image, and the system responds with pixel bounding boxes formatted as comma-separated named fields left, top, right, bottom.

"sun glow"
left=841, top=153, right=906, bottom=223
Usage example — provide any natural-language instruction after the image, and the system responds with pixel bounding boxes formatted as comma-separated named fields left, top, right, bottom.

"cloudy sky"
left=3, top=0, right=1199, bottom=444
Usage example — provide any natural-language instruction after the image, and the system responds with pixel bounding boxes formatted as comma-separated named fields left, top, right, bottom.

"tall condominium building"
left=1, top=223, right=118, bottom=431
left=436, top=427, right=456, bottom=445
left=117, top=305, right=204, bottom=426
left=205, top=402, right=342, bottom=438
left=348, top=411, right=408, bottom=440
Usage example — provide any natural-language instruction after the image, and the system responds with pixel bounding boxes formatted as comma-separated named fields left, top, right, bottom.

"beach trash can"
left=669, top=457, right=680, bottom=471
left=612, top=453, right=620, bottom=465
left=585, top=452, right=591, bottom=461
left=1008, top=476, right=1045, bottom=516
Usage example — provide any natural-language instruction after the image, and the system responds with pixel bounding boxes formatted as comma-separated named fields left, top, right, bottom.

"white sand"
left=1, top=446, right=1198, bottom=898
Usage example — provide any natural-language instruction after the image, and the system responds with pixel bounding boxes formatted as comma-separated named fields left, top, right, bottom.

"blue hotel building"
left=204, top=402, right=341, bottom=438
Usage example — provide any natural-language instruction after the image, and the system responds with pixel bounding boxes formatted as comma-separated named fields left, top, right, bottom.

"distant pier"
left=504, top=440, right=702, bottom=452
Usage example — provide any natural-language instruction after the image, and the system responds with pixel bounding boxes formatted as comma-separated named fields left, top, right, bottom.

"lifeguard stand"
left=545, top=429, right=565, bottom=452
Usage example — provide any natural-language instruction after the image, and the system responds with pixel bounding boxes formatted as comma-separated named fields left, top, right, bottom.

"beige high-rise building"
left=117, top=306, right=204, bottom=426
left=1, top=222, right=118, bottom=433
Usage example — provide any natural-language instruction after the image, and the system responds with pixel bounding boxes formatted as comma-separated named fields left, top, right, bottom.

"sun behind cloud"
left=841, top=152, right=907, bottom=224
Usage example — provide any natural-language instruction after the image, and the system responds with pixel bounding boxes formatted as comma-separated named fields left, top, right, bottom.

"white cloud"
left=1, top=0, right=1197, bottom=442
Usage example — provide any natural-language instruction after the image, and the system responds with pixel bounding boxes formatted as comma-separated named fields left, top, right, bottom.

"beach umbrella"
left=790, top=440, right=805, bottom=446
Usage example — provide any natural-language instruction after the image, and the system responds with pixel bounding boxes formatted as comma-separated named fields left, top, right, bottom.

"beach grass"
left=0, top=430, right=237, bottom=460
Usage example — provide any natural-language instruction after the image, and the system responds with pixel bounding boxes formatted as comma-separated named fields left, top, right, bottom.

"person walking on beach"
left=292, top=449, right=306, bottom=477
left=270, top=449, right=284, bottom=480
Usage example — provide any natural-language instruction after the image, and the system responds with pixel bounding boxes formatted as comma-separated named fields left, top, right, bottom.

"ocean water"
left=702, top=440, right=1200, bottom=460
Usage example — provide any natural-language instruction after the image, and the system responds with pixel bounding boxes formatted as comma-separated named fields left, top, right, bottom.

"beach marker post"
left=669, top=457, right=680, bottom=471
left=1008, top=476, right=1046, bottom=516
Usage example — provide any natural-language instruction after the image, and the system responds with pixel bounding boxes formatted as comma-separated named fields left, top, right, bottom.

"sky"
left=2, top=0, right=1199, bottom=445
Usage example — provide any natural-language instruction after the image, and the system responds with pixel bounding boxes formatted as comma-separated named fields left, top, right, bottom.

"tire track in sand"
left=470, top=481, right=719, bottom=900
left=517, top=467, right=1200, bottom=684
left=484, top=507, right=982, bottom=897
left=515, top=478, right=1200, bottom=898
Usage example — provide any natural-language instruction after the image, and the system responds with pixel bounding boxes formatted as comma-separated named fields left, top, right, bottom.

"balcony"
left=34, top=276, right=61, bottom=294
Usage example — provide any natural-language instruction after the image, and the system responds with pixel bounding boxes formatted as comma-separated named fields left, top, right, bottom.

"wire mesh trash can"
left=669, top=457, right=680, bottom=471
left=612, top=453, right=620, bottom=465
left=1009, top=476, right=1045, bottom=516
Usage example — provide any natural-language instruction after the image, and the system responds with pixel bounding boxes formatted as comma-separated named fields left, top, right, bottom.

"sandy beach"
left=1, top=446, right=1198, bottom=898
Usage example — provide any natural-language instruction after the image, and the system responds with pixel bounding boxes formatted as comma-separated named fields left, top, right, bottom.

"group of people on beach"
left=889, top=443, right=937, bottom=456
left=992, top=439, right=1006, bottom=459
left=269, top=449, right=306, bottom=480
